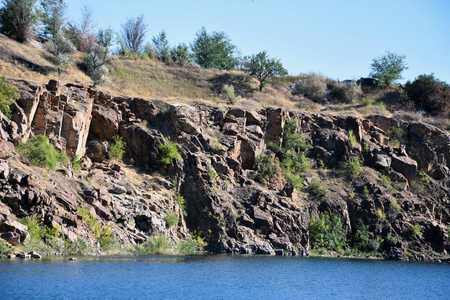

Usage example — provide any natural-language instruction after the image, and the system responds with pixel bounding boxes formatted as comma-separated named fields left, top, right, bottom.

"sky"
left=65, top=0, right=450, bottom=83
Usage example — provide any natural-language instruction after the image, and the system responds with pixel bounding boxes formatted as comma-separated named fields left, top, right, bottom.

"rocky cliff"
left=0, top=79, right=449, bottom=261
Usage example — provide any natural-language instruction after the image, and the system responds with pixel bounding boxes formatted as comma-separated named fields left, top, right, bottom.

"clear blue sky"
left=65, top=0, right=450, bottom=83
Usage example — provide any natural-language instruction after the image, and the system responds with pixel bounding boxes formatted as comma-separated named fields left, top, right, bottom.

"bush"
left=170, top=43, right=191, bottom=63
left=221, top=84, right=236, bottom=104
left=0, top=77, right=19, bottom=118
left=351, top=218, right=378, bottom=252
left=0, top=239, right=12, bottom=256
left=410, top=224, right=421, bottom=239
left=16, top=135, right=68, bottom=169
left=44, top=32, right=76, bottom=72
left=376, top=207, right=386, bottom=220
left=405, top=74, right=450, bottom=117
left=83, top=45, right=110, bottom=86
left=308, top=211, right=347, bottom=251
left=307, top=178, right=329, bottom=198
left=165, top=212, right=178, bottom=228
left=361, top=97, right=373, bottom=107
left=77, top=206, right=114, bottom=250
left=348, top=130, right=358, bottom=148
left=108, top=135, right=126, bottom=161
left=157, top=140, right=181, bottom=165
left=369, top=51, right=408, bottom=87
left=255, top=154, right=277, bottom=178
left=329, top=81, right=361, bottom=103
left=177, top=192, right=187, bottom=217
left=341, top=157, right=362, bottom=177
left=72, top=155, right=81, bottom=171
left=386, top=127, right=404, bottom=148
left=384, top=232, right=398, bottom=247
left=291, top=73, right=326, bottom=102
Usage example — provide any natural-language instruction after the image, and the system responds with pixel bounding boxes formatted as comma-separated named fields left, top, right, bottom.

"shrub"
left=376, top=207, right=386, bottom=220
left=221, top=84, right=236, bottom=104
left=177, top=192, right=187, bottom=217
left=0, top=239, right=12, bottom=256
left=291, top=73, right=326, bottom=102
left=384, top=232, right=398, bottom=247
left=0, top=77, right=19, bottom=118
left=386, top=127, right=404, bottom=148
left=352, top=218, right=378, bottom=252
left=348, top=130, right=358, bottom=148
left=108, top=135, right=126, bottom=161
left=329, top=81, right=361, bottom=103
left=374, top=102, right=387, bottom=111
left=72, top=155, right=81, bottom=171
left=405, top=74, right=450, bottom=116
left=170, top=43, right=191, bottom=63
left=341, top=157, right=362, bottom=177
left=144, top=236, right=173, bottom=255
left=157, top=140, right=181, bottom=165
left=369, top=51, right=408, bottom=87
left=361, top=97, right=373, bottom=107
left=77, top=206, right=114, bottom=250
left=308, top=211, right=347, bottom=251
left=362, top=185, right=369, bottom=196
left=390, top=198, right=401, bottom=211
left=0, top=0, right=38, bottom=43
left=244, top=51, right=288, bottom=91
left=16, top=135, right=68, bottom=169
left=165, top=212, right=178, bottom=228
left=410, top=224, right=421, bottom=239
left=307, top=178, right=329, bottom=198
left=83, top=45, right=110, bottom=86
left=255, top=154, right=277, bottom=178
left=44, top=32, right=76, bottom=73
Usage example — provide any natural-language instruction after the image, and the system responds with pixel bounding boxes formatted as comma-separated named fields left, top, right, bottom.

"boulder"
left=91, top=107, right=121, bottom=139
left=1, top=232, right=20, bottom=246
left=29, top=251, right=42, bottom=259
left=0, top=160, right=9, bottom=179
left=391, top=155, right=417, bottom=185
left=0, top=220, right=30, bottom=244
left=374, top=154, right=391, bottom=169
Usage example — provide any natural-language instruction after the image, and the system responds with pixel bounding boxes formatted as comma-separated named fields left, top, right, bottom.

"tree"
left=152, top=30, right=170, bottom=62
left=245, top=51, right=287, bottom=91
left=405, top=74, right=450, bottom=116
left=39, top=0, right=66, bottom=40
left=0, top=0, right=38, bottom=43
left=83, top=45, right=110, bottom=86
left=369, top=51, right=407, bottom=87
left=44, top=31, right=75, bottom=75
left=170, top=42, right=190, bottom=63
left=97, top=27, right=113, bottom=48
left=121, top=15, right=147, bottom=54
left=77, top=5, right=96, bottom=52
left=190, top=27, right=236, bottom=70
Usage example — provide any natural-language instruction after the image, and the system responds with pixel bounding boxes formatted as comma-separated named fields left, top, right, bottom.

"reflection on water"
left=0, top=255, right=449, bottom=300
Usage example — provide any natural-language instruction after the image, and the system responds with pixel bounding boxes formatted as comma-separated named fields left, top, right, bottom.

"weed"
left=77, top=206, right=114, bottom=250
left=291, top=72, right=326, bottom=102
left=72, top=155, right=82, bottom=171
left=209, top=137, right=222, bottom=151
left=221, top=84, right=236, bottom=104
left=376, top=207, right=386, bottom=220
left=0, top=239, right=12, bottom=256
left=157, top=140, right=181, bottom=165
left=348, top=192, right=355, bottom=200
left=165, top=212, right=179, bottom=228
left=16, top=135, right=68, bottom=170
left=385, top=232, right=398, bottom=247
left=374, top=102, right=387, bottom=111
left=255, top=154, right=278, bottom=178
left=143, top=236, right=173, bottom=255
left=352, top=218, right=379, bottom=252
left=307, top=178, right=329, bottom=199
left=341, top=157, right=362, bottom=177
left=362, top=185, right=370, bottom=196
left=348, top=130, right=358, bottom=148
left=363, top=144, right=370, bottom=155
left=361, top=97, right=373, bottom=107
left=109, top=135, right=126, bottom=161
left=177, top=192, right=187, bottom=217
left=410, top=224, right=421, bottom=239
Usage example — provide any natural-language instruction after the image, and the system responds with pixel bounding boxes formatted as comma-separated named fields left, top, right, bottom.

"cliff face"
left=0, top=79, right=449, bottom=260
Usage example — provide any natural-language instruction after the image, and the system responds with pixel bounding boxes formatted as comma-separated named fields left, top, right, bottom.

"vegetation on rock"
left=0, top=76, right=18, bottom=118
left=16, top=135, right=68, bottom=169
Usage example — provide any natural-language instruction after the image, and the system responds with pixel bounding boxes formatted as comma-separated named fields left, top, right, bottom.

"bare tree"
left=121, top=15, right=147, bottom=54
left=77, top=5, right=96, bottom=52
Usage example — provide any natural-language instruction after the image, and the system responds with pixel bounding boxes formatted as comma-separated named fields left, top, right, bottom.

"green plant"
left=177, top=192, right=187, bottom=217
left=369, top=51, right=408, bottom=87
left=170, top=42, right=191, bottom=63
left=0, top=239, right=12, bottom=256
left=83, top=45, right=110, bottom=86
left=390, top=198, right=401, bottom=211
left=362, top=185, right=369, bottom=196
left=329, top=81, right=361, bottom=103
left=348, top=191, right=355, bottom=200
left=77, top=206, right=114, bottom=250
left=385, top=232, right=398, bottom=247
left=191, top=26, right=236, bottom=70
left=244, top=51, right=288, bottom=91
left=308, top=211, right=347, bottom=251
left=341, top=157, right=362, bottom=177
left=109, top=135, right=126, bottom=161
left=143, top=236, right=173, bottom=255
left=376, top=207, right=386, bottom=220
left=209, top=137, right=222, bottom=151
left=387, top=127, right=404, bottom=148
left=255, top=154, right=277, bottom=178
left=348, top=130, right=358, bottom=148
left=152, top=30, right=171, bottom=62
left=363, top=144, right=370, bottom=155
left=44, top=32, right=77, bottom=74
left=221, top=84, right=236, bottom=104
left=410, top=224, right=421, bottom=239
left=374, top=102, right=387, bottom=111
left=307, top=178, right=329, bottom=199
left=16, top=135, right=68, bottom=170
left=72, top=155, right=81, bottom=171
left=157, top=140, right=181, bottom=165
left=361, top=97, right=373, bottom=107
left=0, top=77, right=19, bottom=118
left=352, top=218, right=379, bottom=253
left=417, top=170, right=430, bottom=186
left=165, top=212, right=178, bottom=228
left=291, top=73, right=326, bottom=102
left=0, top=0, right=38, bottom=42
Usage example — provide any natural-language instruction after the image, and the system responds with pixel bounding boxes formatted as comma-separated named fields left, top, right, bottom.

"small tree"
left=97, top=27, right=113, bottom=48
left=170, top=42, right=190, bottom=63
left=369, top=51, right=407, bottom=87
left=245, top=51, right=287, bottom=91
left=0, top=76, right=19, bottom=118
left=83, top=45, right=110, bottom=86
left=109, top=135, right=126, bottom=161
left=121, top=15, right=147, bottom=54
left=0, top=0, right=38, bottom=42
left=152, top=30, right=170, bottom=62
left=39, top=0, right=66, bottom=40
left=44, top=31, right=75, bottom=75
left=191, top=26, right=236, bottom=70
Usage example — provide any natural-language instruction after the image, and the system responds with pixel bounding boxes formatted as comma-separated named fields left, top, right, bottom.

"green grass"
left=165, top=212, right=179, bottom=228
left=157, top=140, right=181, bottom=165
left=348, top=130, right=358, bottom=148
left=376, top=207, right=386, bottom=220
left=16, top=135, right=68, bottom=170
left=109, top=135, right=126, bottom=161
left=342, top=157, right=362, bottom=177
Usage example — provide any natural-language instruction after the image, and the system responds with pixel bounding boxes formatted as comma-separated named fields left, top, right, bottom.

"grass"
left=341, top=157, right=362, bottom=177
left=165, top=212, right=179, bottom=228
left=348, top=130, right=358, bottom=148
left=16, top=135, right=68, bottom=170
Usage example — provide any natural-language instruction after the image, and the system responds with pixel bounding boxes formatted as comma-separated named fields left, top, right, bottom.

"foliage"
left=0, top=0, right=38, bottom=42
left=190, top=26, right=236, bottom=70
left=307, top=178, right=329, bottom=199
left=405, top=74, right=450, bottom=117
left=329, top=81, right=361, bottom=103
left=374, top=102, right=386, bottom=111
left=157, top=140, right=180, bottom=165
left=348, top=130, right=358, bottom=148
left=97, top=27, right=113, bottom=48
left=152, top=30, right=171, bottom=62
left=121, top=15, right=147, bottom=54
left=244, top=51, right=288, bottom=91
left=362, top=185, right=369, bottom=196
left=0, top=76, right=19, bottom=118
left=361, top=97, right=373, bottom=107
left=291, top=73, right=326, bottom=102
left=410, top=224, right=421, bottom=239
left=308, top=211, right=347, bottom=251
left=221, top=84, right=236, bottom=104
left=384, top=232, right=398, bottom=247
left=108, top=135, right=126, bottom=161
left=39, top=0, right=66, bottom=40
left=77, top=206, right=114, bottom=250
left=255, top=154, right=277, bottom=178
left=386, top=127, right=404, bottom=148
left=376, top=207, right=386, bottom=220
left=16, top=135, right=68, bottom=169
left=351, top=218, right=378, bottom=253
left=72, top=155, right=81, bottom=171
left=19, top=214, right=65, bottom=254
left=44, top=32, right=76, bottom=71
left=170, top=42, right=191, bottom=63
left=177, top=192, right=187, bottom=217
left=369, top=51, right=407, bottom=87
left=0, top=239, right=12, bottom=255
left=341, top=157, right=362, bottom=177
left=165, top=212, right=178, bottom=228
left=83, top=45, right=110, bottom=86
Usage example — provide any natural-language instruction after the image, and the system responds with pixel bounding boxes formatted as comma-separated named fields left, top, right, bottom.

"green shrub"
left=0, top=0, right=38, bottom=43
left=177, top=192, right=187, bottom=217
left=352, top=218, right=379, bottom=252
left=221, top=84, right=236, bottom=104
left=170, top=43, right=191, bottom=63
left=72, top=155, right=82, bottom=171
left=384, top=232, right=398, bottom=247
left=157, top=140, right=181, bottom=165
left=77, top=206, right=114, bottom=250
left=109, top=135, right=126, bottom=161
left=376, top=207, right=386, bottom=220
left=374, top=102, right=387, bottom=111
left=255, top=154, right=277, bottom=177
left=0, top=77, right=19, bottom=118
left=307, top=178, right=329, bottom=198
left=341, top=157, right=362, bottom=177
left=410, top=224, right=421, bottom=239
left=16, top=135, right=68, bottom=170
left=83, top=45, right=110, bottom=86
left=387, top=127, right=404, bottom=148
left=291, top=73, right=326, bottom=102
left=361, top=97, right=373, bottom=107
left=308, top=211, right=347, bottom=251
left=348, top=130, right=358, bottom=148
left=165, top=212, right=178, bottom=228
left=329, top=81, right=361, bottom=103
left=0, top=239, right=12, bottom=256
left=144, top=236, right=173, bottom=255
left=362, top=185, right=369, bottom=196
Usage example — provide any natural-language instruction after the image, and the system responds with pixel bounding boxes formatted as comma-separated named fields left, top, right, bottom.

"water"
left=0, top=255, right=449, bottom=300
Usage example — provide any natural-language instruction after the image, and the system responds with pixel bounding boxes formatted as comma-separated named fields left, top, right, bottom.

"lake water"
left=0, top=255, right=449, bottom=299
